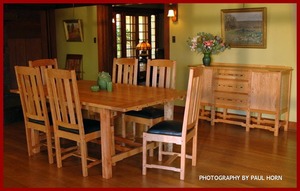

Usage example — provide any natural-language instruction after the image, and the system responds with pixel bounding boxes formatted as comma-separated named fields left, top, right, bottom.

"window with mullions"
left=150, top=15, right=156, bottom=59
left=116, top=14, right=122, bottom=58
left=126, top=15, right=136, bottom=58
left=114, top=13, right=157, bottom=59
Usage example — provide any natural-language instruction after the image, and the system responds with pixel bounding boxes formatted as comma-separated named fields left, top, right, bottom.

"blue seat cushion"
left=28, top=112, right=53, bottom=126
left=58, top=118, right=100, bottom=134
left=125, top=107, right=164, bottom=119
left=147, top=120, right=183, bottom=137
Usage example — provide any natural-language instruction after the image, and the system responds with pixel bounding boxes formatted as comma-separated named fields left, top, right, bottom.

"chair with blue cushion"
left=14, top=66, right=54, bottom=164
left=112, top=57, right=138, bottom=85
left=122, top=59, right=176, bottom=139
left=45, top=68, right=101, bottom=177
left=28, top=58, right=58, bottom=84
left=142, top=65, right=203, bottom=180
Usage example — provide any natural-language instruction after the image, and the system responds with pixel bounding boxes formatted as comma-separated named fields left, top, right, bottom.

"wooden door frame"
left=96, top=4, right=170, bottom=74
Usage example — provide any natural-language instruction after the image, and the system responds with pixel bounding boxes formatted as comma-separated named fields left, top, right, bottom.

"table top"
left=10, top=80, right=186, bottom=112
left=77, top=80, right=186, bottom=112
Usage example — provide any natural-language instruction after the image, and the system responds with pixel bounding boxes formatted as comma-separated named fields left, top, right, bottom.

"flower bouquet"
left=187, top=32, right=230, bottom=66
left=187, top=32, right=230, bottom=55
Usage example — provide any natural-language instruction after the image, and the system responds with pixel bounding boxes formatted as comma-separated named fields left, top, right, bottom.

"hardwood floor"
left=3, top=118, right=296, bottom=188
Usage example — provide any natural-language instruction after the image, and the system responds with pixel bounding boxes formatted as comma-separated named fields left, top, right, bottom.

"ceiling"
left=4, top=3, right=164, bottom=10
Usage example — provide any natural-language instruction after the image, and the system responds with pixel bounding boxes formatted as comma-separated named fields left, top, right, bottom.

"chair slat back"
left=182, top=66, right=203, bottom=136
left=112, top=58, right=138, bottom=85
left=145, top=59, right=176, bottom=89
left=45, top=68, right=84, bottom=135
left=15, top=66, right=50, bottom=126
left=28, top=58, right=58, bottom=84
left=65, top=54, right=83, bottom=80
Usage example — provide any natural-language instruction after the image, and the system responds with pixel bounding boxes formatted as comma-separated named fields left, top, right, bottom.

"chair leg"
left=146, top=124, right=155, bottom=157
left=121, top=114, right=126, bottom=138
left=25, top=127, right=33, bottom=156
left=158, top=142, right=163, bottom=161
left=111, top=125, right=116, bottom=166
left=80, top=141, right=88, bottom=177
left=142, top=133, right=147, bottom=175
left=192, top=135, right=197, bottom=166
left=132, top=122, right=136, bottom=139
left=46, top=131, right=54, bottom=164
left=55, top=136, right=62, bottom=168
left=149, top=145, right=154, bottom=157
left=32, top=129, right=41, bottom=154
left=180, top=144, right=186, bottom=180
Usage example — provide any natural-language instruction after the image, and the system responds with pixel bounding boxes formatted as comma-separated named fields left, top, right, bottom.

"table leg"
left=164, top=101, right=174, bottom=151
left=100, top=108, right=113, bottom=179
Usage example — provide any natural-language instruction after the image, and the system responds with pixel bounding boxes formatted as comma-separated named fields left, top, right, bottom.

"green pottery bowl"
left=90, top=85, right=100, bottom=92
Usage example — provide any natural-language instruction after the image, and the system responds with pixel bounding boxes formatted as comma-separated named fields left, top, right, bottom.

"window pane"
left=138, top=16, right=148, bottom=42
left=150, top=15, right=156, bottom=58
left=125, top=16, right=136, bottom=58
left=116, top=14, right=122, bottom=58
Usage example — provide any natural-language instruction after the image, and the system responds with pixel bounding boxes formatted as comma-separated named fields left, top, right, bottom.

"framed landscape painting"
left=63, top=19, right=83, bottom=42
left=221, top=7, right=267, bottom=48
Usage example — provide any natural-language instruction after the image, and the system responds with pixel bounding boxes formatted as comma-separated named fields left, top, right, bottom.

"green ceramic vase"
left=202, top=52, right=211, bottom=66
left=98, top=71, right=111, bottom=90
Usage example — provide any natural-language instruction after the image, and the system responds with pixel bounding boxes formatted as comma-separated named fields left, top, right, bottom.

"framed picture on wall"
left=221, top=7, right=267, bottom=48
left=63, top=19, right=83, bottom=42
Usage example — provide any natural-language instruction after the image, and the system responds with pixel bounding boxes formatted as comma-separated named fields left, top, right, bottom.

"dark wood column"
left=164, top=4, right=170, bottom=59
left=97, top=5, right=113, bottom=74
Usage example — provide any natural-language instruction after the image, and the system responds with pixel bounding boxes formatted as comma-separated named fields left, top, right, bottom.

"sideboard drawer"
left=214, top=92, right=249, bottom=109
left=214, top=69, right=250, bottom=80
left=214, top=79, right=250, bottom=94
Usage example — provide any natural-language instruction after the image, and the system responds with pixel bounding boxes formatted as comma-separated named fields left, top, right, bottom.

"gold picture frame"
left=63, top=19, right=83, bottom=42
left=221, top=7, right=267, bottom=48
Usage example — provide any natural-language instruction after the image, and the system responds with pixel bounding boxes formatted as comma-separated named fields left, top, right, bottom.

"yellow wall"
left=170, top=3, right=297, bottom=122
left=55, top=4, right=296, bottom=122
left=55, top=6, right=99, bottom=81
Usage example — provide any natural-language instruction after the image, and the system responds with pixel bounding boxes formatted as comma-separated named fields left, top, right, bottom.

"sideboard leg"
left=246, top=110, right=250, bottom=132
left=211, top=106, right=215, bottom=126
left=274, top=114, right=279, bottom=136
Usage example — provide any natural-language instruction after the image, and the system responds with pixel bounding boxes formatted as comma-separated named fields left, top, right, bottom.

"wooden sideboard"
left=198, top=63, right=293, bottom=136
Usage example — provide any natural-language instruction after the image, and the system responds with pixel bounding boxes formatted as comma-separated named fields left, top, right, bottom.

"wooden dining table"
left=76, top=80, right=186, bottom=179
left=10, top=80, right=186, bottom=179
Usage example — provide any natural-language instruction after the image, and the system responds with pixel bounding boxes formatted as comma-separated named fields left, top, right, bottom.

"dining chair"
left=45, top=68, right=101, bottom=177
left=142, top=65, right=203, bottom=180
left=65, top=54, right=83, bottom=80
left=112, top=57, right=138, bottom=140
left=28, top=58, right=58, bottom=84
left=112, top=57, right=138, bottom=85
left=122, top=59, right=176, bottom=139
left=14, top=66, right=54, bottom=164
